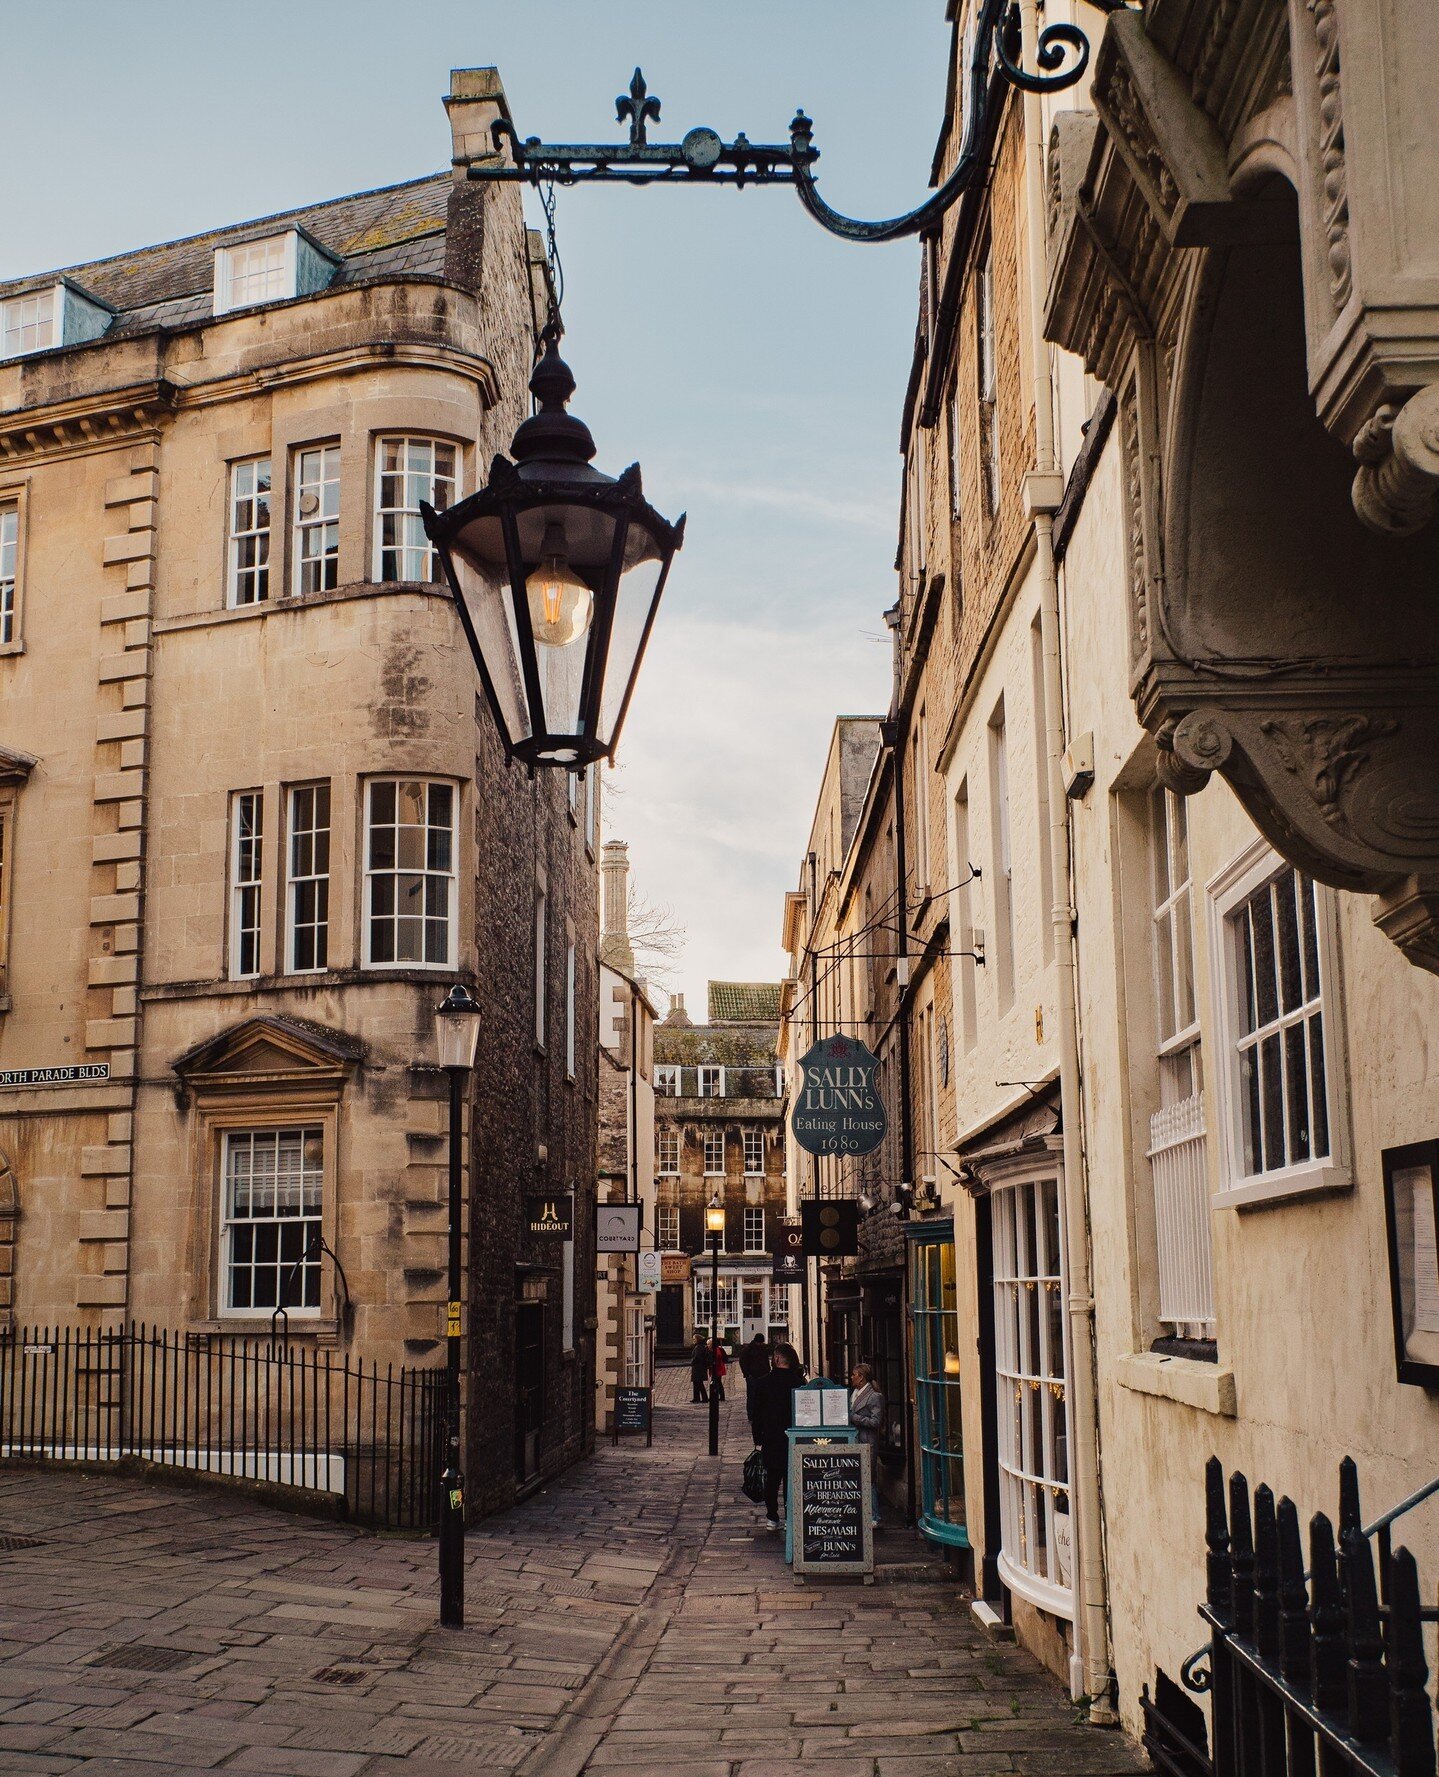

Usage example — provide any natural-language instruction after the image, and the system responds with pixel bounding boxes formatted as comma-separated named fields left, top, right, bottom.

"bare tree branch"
left=627, top=884, right=687, bottom=996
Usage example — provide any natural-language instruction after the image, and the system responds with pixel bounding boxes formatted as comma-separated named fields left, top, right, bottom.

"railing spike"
left=1339, top=1455, right=1362, bottom=1537
left=1254, top=1483, right=1281, bottom=1662
left=1387, top=1546, right=1437, bottom=1777
left=1277, top=1497, right=1311, bottom=1693
left=1230, top=1470, right=1255, bottom=1641
left=1342, top=1524, right=1388, bottom=1745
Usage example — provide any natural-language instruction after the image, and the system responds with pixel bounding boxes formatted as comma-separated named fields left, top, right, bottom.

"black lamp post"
left=423, top=328, right=685, bottom=770
left=705, top=1194, right=725, bottom=1458
left=435, top=982, right=481, bottom=1629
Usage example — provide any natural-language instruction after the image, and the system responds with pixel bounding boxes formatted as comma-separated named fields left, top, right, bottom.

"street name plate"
left=793, top=1444, right=873, bottom=1577
left=0, top=1064, right=110, bottom=1089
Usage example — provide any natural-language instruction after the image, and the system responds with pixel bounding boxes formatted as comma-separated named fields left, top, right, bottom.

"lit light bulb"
left=525, top=523, right=594, bottom=647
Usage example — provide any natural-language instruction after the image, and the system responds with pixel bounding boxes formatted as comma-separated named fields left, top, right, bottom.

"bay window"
left=285, top=784, right=330, bottom=973
left=227, top=458, right=271, bottom=607
left=373, top=436, right=457, bottom=582
left=293, top=444, right=340, bottom=596
left=229, top=790, right=264, bottom=980
left=363, top=779, right=455, bottom=968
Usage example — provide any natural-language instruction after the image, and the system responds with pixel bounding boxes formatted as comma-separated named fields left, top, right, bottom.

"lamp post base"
left=439, top=1464, right=465, bottom=1629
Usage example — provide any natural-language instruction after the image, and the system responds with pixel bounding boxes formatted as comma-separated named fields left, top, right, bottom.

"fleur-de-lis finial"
left=616, top=67, right=662, bottom=147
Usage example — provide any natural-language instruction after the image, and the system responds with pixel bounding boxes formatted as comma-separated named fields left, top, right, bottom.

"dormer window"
left=213, top=230, right=337, bottom=318
left=0, top=282, right=112, bottom=361
left=1, top=290, right=54, bottom=357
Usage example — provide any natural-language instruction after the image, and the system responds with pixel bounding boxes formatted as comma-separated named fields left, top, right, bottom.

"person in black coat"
left=738, top=1334, right=770, bottom=1438
left=689, top=1331, right=710, bottom=1402
left=750, top=1342, right=806, bottom=1527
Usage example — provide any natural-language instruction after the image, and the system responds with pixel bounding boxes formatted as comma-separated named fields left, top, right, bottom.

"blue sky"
left=4, top=2, right=949, bottom=1003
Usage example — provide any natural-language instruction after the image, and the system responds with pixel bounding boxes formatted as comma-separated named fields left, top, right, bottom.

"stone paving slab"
left=0, top=1365, right=1150, bottom=1774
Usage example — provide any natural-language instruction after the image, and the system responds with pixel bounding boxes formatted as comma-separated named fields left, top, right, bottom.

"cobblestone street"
left=0, top=1366, right=1149, bottom=1775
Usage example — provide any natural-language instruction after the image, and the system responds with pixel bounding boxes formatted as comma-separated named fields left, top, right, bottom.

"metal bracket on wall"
left=475, top=0, right=1108, bottom=244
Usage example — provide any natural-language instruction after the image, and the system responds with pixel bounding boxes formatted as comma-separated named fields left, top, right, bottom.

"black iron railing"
left=1146, top=1456, right=1438, bottom=1777
left=0, top=1324, right=444, bottom=1531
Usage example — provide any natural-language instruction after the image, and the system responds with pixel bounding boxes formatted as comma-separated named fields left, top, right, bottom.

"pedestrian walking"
left=738, top=1333, right=770, bottom=1438
left=849, top=1362, right=886, bottom=1522
left=710, top=1337, right=728, bottom=1402
left=751, top=1341, right=805, bottom=1529
left=689, top=1330, right=710, bottom=1403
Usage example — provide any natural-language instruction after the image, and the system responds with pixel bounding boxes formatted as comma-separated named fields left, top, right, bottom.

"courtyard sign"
left=790, top=1035, right=887, bottom=1158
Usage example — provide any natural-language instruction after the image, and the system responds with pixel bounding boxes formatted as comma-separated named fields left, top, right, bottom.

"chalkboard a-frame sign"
left=793, top=1443, right=874, bottom=1577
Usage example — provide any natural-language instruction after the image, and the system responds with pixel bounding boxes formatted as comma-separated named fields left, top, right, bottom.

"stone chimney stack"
left=443, top=68, right=514, bottom=294
left=599, top=840, right=635, bottom=976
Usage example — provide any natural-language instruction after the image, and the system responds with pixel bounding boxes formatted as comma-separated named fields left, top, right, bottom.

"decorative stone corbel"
left=1352, top=386, right=1439, bottom=537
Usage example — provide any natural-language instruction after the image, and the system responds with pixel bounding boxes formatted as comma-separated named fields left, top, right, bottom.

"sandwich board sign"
left=790, top=1034, right=887, bottom=1158
left=793, top=1443, right=874, bottom=1577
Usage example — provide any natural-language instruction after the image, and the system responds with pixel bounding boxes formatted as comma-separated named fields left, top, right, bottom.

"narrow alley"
left=0, top=1365, right=1147, bottom=1775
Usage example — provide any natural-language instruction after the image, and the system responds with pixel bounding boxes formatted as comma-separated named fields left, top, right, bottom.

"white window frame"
left=219, top=1126, right=324, bottom=1318
left=703, top=1130, right=726, bottom=1177
left=0, top=289, right=56, bottom=359
left=989, top=701, right=1015, bottom=1011
left=654, top=1066, right=681, bottom=1097
left=697, top=1064, right=724, bottom=1099
left=657, top=1203, right=680, bottom=1250
left=285, top=783, right=330, bottom=974
left=361, top=779, right=457, bottom=970
left=1208, top=840, right=1349, bottom=1209
left=743, top=1206, right=765, bottom=1253
left=293, top=443, right=341, bottom=597
left=214, top=235, right=295, bottom=316
left=991, top=1159, right=1072, bottom=1619
left=695, top=1273, right=739, bottom=1330
left=742, top=1130, right=765, bottom=1176
left=229, top=790, right=264, bottom=981
left=657, top=1130, right=680, bottom=1175
left=227, top=458, right=272, bottom=608
left=372, top=436, right=458, bottom=582
left=0, top=500, right=18, bottom=648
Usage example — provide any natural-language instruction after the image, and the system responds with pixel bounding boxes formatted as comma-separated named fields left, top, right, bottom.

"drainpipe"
left=889, top=716, right=920, bottom=1531
left=1017, top=2, right=1114, bottom=1722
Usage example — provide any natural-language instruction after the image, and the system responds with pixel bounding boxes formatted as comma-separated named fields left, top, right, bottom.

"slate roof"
left=0, top=173, right=451, bottom=340
left=707, top=982, right=783, bottom=1024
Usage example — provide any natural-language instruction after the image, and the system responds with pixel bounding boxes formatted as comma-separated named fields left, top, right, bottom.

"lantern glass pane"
left=514, top=500, right=618, bottom=575
left=599, top=528, right=667, bottom=742
left=447, top=546, right=531, bottom=749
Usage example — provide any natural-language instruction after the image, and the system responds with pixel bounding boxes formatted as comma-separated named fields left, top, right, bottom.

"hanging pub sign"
left=526, top=1195, right=573, bottom=1238
left=596, top=1204, right=641, bottom=1253
left=772, top=1221, right=805, bottom=1284
left=790, top=1034, right=887, bottom=1158
left=801, top=1200, right=860, bottom=1258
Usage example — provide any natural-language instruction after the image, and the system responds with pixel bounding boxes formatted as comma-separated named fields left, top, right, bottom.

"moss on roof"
left=707, top=981, right=782, bottom=1023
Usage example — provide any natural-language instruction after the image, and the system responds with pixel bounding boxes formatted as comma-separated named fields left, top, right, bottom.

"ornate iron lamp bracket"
left=479, top=0, right=1103, bottom=244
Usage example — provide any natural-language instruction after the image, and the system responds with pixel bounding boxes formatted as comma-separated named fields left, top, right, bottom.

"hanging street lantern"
left=423, top=327, right=685, bottom=769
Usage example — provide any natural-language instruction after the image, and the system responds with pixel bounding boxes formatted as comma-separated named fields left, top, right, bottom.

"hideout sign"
left=790, top=1035, right=887, bottom=1159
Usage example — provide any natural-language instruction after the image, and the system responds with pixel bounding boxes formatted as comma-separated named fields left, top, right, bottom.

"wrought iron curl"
left=1179, top=1646, right=1213, bottom=1693
left=469, top=0, right=1102, bottom=245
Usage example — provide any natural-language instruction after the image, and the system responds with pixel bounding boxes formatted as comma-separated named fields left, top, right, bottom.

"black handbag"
left=741, top=1446, right=766, bottom=1503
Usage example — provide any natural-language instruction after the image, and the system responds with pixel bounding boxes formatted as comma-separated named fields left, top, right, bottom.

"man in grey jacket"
left=849, top=1363, right=885, bottom=1522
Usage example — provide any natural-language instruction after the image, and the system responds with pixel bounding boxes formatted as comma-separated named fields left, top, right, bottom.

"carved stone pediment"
left=172, top=1015, right=363, bottom=1094
left=1045, top=0, right=1439, bottom=974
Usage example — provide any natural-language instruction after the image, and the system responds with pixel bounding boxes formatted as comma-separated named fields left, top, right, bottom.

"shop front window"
left=992, top=1170, right=1071, bottom=1615
left=909, top=1225, right=967, bottom=1548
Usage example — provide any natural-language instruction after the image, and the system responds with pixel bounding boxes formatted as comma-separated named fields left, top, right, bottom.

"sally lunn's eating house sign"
left=790, top=1035, right=887, bottom=1159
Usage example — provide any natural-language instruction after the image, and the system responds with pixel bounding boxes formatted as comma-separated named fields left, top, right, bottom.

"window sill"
left=189, top=1317, right=339, bottom=1341
left=0, top=642, right=24, bottom=658
left=1115, top=1349, right=1236, bottom=1417
left=1216, top=1160, right=1350, bottom=1210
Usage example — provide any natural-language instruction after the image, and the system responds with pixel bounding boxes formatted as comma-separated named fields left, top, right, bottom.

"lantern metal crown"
left=423, top=326, right=685, bottom=770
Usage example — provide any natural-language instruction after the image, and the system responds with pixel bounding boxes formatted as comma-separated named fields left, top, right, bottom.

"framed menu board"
left=1383, top=1140, right=1439, bottom=1387
left=793, top=1444, right=873, bottom=1577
